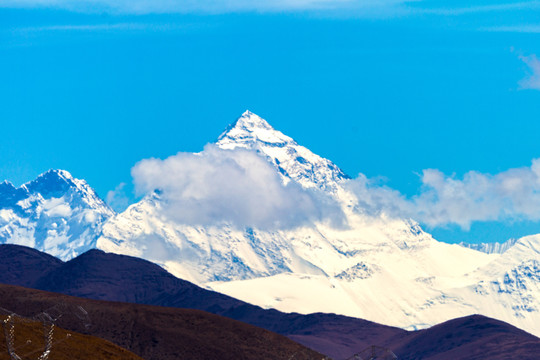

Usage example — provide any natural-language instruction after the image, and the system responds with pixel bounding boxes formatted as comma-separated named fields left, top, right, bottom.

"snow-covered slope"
left=98, top=111, right=489, bottom=284
left=0, top=170, right=114, bottom=260
left=459, top=238, right=518, bottom=254
left=95, top=111, right=540, bottom=337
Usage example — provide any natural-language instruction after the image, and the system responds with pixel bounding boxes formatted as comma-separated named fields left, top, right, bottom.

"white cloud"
left=20, top=23, right=149, bottom=32
left=106, top=182, right=129, bottom=212
left=43, top=198, right=73, bottom=217
left=483, top=25, right=540, bottom=33
left=130, top=145, right=540, bottom=231
left=348, top=159, right=540, bottom=229
left=346, top=174, right=412, bottom=217
left=3, top=0, right=539, bottom=17
left=0, top=0, right=409, bottom=14
left=418, top=1, right=539, bottom=15
left=519, top=54, right=540, bottom=90
left=131, top=145, right=345, bottom=229
left=13, top=22, right=198, bottom=33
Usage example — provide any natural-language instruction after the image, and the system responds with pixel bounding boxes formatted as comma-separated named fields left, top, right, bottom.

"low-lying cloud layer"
left=132, top=145, right=344, bottom=229
left=349, top=159, right=540, bottom=229
left=131, top=145, right=540, bottom=231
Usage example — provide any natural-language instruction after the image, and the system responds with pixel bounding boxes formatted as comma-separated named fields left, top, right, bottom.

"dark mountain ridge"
left=0, top=283, right=322, bottom=360
left=1, top=244, right=539, bottom=359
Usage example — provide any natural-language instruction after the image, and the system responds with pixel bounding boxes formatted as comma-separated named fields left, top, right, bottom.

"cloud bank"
left=130, top=145, right=540, bottom=231
left=131, top=145, right=345, bottom=229
left=519, top=54, right=540, bottom=90
left=349, top=159, right=540, bottom=229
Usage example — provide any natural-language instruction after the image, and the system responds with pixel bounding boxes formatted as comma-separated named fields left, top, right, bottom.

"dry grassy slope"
left=0, top=284, right=325, bottom=360
left=0, top=316, right=143, bottom=360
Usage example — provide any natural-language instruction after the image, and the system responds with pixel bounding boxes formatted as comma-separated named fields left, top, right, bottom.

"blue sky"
left=1, top=0, right=540, bottom=244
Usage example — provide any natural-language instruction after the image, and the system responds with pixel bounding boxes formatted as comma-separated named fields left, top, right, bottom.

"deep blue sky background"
left=1, top=1, right=540, bottom=243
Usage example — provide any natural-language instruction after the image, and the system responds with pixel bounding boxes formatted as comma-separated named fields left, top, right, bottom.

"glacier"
left=1, top=110, right=540, bottom=338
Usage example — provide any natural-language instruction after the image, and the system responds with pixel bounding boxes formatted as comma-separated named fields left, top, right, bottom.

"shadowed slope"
left=0, top=244, right=62, bottom=287
left=391, top=315, right=540, bottom=360
left=0, top=284, right=324, bottom=360
left=0, top=314, right=143, bottom=360
left=24, top=247, right=405, bottom=358
left=2, top=244, right=540, bottom=359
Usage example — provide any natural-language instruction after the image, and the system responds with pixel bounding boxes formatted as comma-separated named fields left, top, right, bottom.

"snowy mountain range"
left=1, top=110, right=539, bottom=339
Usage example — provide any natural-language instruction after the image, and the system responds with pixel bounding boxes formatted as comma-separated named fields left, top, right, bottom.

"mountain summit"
left=95, top=111, right=540, bottom=339
left=217, top=110, right=293, bottom=147
left=0, top=169, right=113, bottom=260
left=217, top=110, right=349, bottom=192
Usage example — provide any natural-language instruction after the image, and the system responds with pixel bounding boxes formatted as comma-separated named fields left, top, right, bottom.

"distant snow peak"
left=25, top=169, right=77, bottom=196
left=40, top=168, right=73, bottom=180
left=0, top=169, right=114, bottom=260
left=32, top=169, right=75, bottom=185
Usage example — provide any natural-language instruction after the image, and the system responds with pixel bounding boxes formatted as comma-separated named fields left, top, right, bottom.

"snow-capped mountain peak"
left=20, top=169, right=114, bottom=215
left=27, top=169, right=79, bottom=195
left=231, top=110, right=274, bottom=131
left=0, top=169, right=114, bottom=260
left=216, top=111, right=349, bottom=192
left=217, top=110, right=294, bottom=147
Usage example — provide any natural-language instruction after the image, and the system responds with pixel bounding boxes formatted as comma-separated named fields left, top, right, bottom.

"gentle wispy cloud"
left=13, top=22, right=197, bottom=33
left=483, top=25, right=540, bottom=33
left=4, top=0, right=539, bottom=19
left=0, top=0, right=411, bottom=14
left=131, top=145, right=345, bottom=230
left=17, top=23, right=147, bottom=32
left=348, top=159, right=540, bottom=230
left=417, top=1, right=540, bottom=16
left=519, top=54, right=540, bottom=90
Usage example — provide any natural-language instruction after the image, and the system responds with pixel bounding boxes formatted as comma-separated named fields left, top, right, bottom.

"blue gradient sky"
left=1, top=1, right=540, bottom=244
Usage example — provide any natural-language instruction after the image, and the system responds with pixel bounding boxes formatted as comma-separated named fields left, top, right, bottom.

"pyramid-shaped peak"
left=29, top=169, right=77, bottom=187
left=39, top=169, right=74, bottom=180
left=234, top=110, right=274, bottom=131
left=24, top=169, right=77, bottom=195
left=19, top=169, right=114, bottom=213
left=217, top=111, right=295, bottom=147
